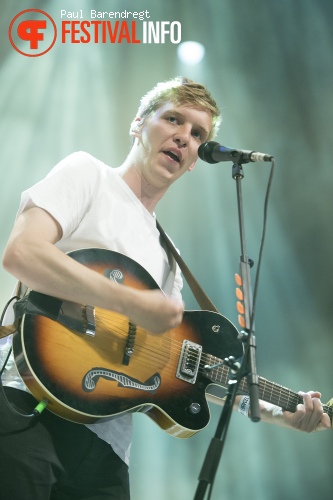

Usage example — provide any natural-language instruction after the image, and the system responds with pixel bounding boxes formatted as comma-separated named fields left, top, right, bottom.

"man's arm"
left=2, top=207, right=184, bottom=333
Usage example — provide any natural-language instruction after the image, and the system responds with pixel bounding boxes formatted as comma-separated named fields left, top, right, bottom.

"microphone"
left=198, top=141, right=273, bottom=164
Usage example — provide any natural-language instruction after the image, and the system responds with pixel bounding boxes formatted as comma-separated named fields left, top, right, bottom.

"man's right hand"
left=123, top=288, right=184, bottom=334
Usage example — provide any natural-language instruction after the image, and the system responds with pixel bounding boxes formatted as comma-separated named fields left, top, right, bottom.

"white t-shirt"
left=0, top=151, right=183, bottom=465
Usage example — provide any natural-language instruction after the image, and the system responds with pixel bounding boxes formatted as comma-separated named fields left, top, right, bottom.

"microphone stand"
left=232, top=161, right=260, bottom=422
left=193, top=161, right=260, bottom=500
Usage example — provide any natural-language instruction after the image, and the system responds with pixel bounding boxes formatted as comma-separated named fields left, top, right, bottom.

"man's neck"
left=117, top=160, right=167, bottom=215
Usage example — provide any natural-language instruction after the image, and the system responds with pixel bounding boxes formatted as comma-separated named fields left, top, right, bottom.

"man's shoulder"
left=63, top=151, right=105, bottom=168
left=50, top=151, right=114, bottom=178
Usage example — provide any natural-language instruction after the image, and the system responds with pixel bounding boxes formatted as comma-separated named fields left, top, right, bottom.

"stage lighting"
left=177, top=41, right=205, bottom=65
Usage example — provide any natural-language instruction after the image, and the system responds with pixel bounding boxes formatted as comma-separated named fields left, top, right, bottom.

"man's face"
left=133, top=102, right=212, bottom=189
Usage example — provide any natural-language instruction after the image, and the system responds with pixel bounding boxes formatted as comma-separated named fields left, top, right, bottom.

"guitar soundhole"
left=104, top=268, right=124, bottom=284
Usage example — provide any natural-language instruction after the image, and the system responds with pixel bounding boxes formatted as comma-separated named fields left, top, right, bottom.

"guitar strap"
left=0, top=322, right=18, bottom=339
left=156, top=220, right=220, bottom=314
left=0, top=281, right=22, bottom=339
left=157, top=222, right=230, bottom=405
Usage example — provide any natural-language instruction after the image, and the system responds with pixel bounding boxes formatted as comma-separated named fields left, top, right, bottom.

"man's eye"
left=167, top=116, right=177, bottom=123
left=192, top=130, right=201, bottom=140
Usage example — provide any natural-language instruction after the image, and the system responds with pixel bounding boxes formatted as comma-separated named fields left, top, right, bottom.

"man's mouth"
left=163, top=150, right=181, bottom=163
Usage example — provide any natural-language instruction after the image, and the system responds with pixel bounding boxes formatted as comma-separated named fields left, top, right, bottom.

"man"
left=1, top=77, right=330, bottom=499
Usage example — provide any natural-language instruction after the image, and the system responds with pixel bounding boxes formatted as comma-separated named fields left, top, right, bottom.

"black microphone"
left=198, top=141, right=273, bottom=164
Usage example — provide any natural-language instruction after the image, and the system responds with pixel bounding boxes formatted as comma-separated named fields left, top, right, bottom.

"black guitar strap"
left=156, top=220, right=220, bottom=314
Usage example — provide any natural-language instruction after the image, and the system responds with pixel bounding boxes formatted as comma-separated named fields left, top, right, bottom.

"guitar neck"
left=203, top=354, right=333, bottom=424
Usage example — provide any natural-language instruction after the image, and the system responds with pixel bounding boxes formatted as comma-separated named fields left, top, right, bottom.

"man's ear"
left=188, top=161, right=197, bottom=172
left=130, top=117, right=144, bottom=138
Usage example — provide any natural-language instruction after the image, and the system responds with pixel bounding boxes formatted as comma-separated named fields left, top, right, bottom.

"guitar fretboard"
left=202, top=353, right=333, bottom=423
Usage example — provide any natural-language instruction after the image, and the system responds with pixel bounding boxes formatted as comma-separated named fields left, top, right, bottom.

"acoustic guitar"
left=11, top=248, right=333, bottom=438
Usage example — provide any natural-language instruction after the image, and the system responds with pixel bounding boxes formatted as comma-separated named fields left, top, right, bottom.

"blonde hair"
left=136, top=77, right=221, bottom=140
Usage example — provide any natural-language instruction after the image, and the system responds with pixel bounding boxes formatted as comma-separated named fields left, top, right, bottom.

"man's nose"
left=173, top=126, right=190, bottom=146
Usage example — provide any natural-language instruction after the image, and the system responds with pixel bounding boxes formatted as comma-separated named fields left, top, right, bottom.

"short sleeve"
left=18, top=152, right=101, bottom=239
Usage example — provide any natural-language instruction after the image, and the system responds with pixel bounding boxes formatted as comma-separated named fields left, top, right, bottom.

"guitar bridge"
left=176, top=340, right=202, bottom=384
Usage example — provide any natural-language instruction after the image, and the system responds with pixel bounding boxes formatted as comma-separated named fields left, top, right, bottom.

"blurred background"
left=1, top=1, right=333, bottom=499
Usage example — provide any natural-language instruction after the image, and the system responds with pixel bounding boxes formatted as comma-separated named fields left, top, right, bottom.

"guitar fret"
left=277, top=388, right=281, bottom=406
left=261, top=378, right=267, bottom=402
left=286, top=390, right=290, bottom=410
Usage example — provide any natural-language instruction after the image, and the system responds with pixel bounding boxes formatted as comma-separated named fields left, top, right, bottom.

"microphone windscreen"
left=198, top=142, right=220, bottom=164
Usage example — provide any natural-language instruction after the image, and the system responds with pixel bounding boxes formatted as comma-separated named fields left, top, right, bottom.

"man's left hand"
left=281, top=391, right=331, bottom=432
